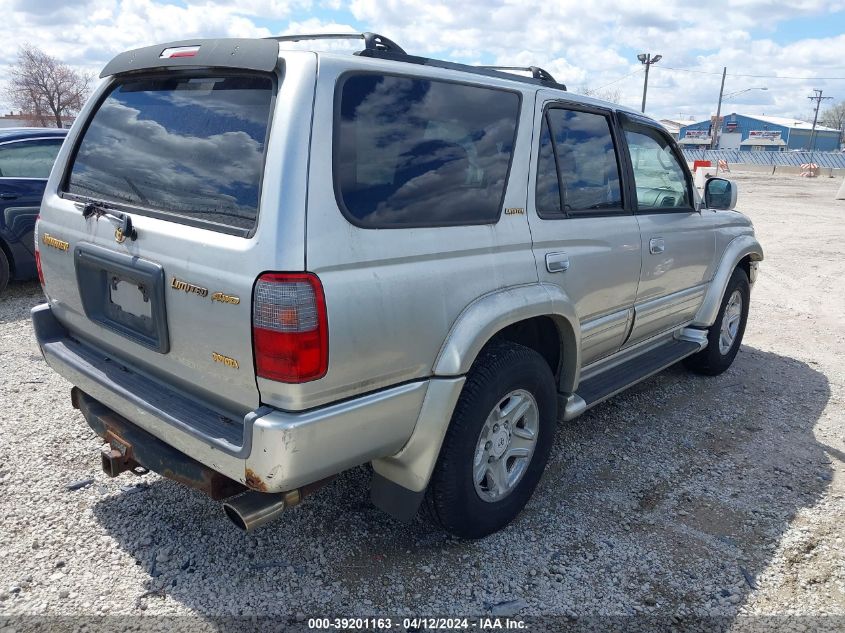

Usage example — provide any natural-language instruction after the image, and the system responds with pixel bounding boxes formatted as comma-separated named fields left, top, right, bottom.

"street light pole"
left=638, top=53, right=662, bottom=113
left=710, top=66, right=727, bottom=150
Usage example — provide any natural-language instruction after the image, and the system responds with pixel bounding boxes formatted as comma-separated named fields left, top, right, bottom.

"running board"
left=561, top=338, right=702, bottom=421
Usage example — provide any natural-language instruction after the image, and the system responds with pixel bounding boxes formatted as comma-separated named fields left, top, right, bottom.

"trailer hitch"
left=100, top=430, right=148, bottom=478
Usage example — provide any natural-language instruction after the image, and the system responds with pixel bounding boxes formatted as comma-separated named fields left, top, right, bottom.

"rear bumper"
left=32, top=302, right=428, bottom=493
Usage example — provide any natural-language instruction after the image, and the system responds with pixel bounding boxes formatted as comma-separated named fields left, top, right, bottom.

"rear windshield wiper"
left=80, top=201, right=138, bottom=242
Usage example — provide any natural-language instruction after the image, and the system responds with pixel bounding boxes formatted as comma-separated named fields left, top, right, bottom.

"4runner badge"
left=41, top=233, right=69, bottom=251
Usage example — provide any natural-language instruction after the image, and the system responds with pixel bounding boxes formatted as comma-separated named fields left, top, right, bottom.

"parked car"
left=32, top=34, right=762, bottom=538
left=0, top=127, right=67, bottom=293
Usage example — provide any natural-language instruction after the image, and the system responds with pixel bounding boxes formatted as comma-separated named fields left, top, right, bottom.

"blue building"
left=678, top=113, right=841, bottom=152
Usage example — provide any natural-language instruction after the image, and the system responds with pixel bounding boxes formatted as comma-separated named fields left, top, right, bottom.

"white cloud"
left=2, top=0, right=845, bottom=122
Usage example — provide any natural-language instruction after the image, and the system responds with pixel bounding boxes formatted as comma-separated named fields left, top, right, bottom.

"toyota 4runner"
left=32, top=33, right=763, bottom=538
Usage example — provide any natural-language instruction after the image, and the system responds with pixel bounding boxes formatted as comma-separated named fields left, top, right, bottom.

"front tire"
left=684, top=267, right=750, bottom=376
left=425, top=341, right=557, bottom=538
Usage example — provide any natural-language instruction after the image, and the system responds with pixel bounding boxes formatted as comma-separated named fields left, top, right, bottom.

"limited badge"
left=171, top=277, right=209, bottom=297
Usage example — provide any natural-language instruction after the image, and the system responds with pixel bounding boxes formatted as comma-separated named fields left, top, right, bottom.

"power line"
left=660, top=65, right=845, bottom=80
left=593, top=67, right=644, bottom=90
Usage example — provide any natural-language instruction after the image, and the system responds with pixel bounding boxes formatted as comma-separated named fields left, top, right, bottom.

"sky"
left=3, top=0, right=845, bottom=124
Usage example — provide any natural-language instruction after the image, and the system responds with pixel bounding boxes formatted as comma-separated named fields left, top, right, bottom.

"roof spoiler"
left=99, top=38, right=281, bottom=78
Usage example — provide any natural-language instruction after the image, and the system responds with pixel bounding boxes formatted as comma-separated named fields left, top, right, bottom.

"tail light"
left=252, top=273, right=328, bottom=383
left=33, top=215, right=45, bottom=286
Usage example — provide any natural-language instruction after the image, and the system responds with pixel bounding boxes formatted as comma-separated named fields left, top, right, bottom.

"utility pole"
left=807, top=89, right=833, bottom=152
left=710, top=66, right=727, bottom=150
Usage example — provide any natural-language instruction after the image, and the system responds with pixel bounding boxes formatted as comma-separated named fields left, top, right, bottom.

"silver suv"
left=32, top=34, right=763, bottom=538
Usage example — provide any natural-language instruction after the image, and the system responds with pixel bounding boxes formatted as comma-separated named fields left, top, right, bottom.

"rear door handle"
left=649, top=237, right=665, bottom=254
left=545, top=252, right=570, bottom=273
left=0, top=193, right=18, bottom=200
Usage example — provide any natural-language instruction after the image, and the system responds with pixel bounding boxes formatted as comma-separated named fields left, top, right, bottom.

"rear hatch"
left=38, top=69, right=278, bottom=415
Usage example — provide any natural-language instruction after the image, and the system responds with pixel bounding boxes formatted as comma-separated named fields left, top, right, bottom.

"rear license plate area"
left=75, top=243, right=170, bottom=353
left=110, top=277, right=152, bottom=320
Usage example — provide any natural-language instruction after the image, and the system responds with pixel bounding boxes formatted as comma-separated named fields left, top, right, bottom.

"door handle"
left=545, top=252, right=570, bottom=273
left=649, top=237, right=665, bottom=254
left=0, top=193, right=18, bottom=200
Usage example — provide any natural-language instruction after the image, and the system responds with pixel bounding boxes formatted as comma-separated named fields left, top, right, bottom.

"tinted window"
left=66, top=75, right=273, bottom=232
left=543, top=108, right=623, bottom=215
left=623, top=124, right=691, bottom=210
left=535, top=115, right=562, bottom=216
left=336, top=74, right=520, bottom=227
left=0, top=139, right=63, bottom=178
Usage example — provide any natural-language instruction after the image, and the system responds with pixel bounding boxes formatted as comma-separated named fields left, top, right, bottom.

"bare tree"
left=4, top=44, right=93, bottom=128
left=577, top=84, right=622, bottom=104
left=820, top=101, right=845, bottom=141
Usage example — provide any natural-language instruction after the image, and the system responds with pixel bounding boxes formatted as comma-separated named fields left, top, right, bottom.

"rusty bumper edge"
left=72, top=387, right=247, bottom=500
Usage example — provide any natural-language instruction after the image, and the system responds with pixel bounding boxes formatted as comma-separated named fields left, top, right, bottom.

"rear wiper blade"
left=79, top=201, right=138, bottom=242
left=80, top=200, right=111, bottom=219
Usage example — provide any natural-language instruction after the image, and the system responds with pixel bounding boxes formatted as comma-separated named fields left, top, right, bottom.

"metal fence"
left=681, top=149, right=845, bottom=169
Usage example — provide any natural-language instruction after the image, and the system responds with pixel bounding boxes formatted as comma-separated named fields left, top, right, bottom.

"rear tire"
left=0, top=248, right=9, bottom=295
left=425, top=341, right=557, bottom=539
left=684, top=267, right=750, bottom=376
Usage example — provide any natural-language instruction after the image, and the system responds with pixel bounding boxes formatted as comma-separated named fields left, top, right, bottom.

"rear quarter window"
left=64, top=74, right=274, bottom=234
left=335, top=74, right=521, bottom=228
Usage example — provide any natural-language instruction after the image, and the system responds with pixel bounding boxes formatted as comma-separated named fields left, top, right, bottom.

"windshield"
left=66, top=74, right=273, bottom=233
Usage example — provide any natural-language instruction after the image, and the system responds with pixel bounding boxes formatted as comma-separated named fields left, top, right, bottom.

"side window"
left=0, top=139, right=63, bottom=179
left=335, top=74, right=520, bottom=228
left=534, top=107, right=624, bottom=218
left=622, top=123, right=692, bottom=211
left=535, top=115, right=562, bottom=215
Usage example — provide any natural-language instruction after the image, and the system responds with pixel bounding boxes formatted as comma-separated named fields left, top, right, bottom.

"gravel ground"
left=0, top=170, right=843, bottom=629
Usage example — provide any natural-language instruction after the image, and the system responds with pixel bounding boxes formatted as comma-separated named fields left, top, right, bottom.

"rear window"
left=335, top=74, right=520, bottom=228
left=65, top=74, right=273, bottom=234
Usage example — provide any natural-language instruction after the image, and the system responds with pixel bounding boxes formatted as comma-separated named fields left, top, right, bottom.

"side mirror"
left=704, top=177, right=738, bottom=210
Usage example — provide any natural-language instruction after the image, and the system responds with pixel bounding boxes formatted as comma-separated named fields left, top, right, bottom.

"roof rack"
left=266, top=33, right=567, bottom=91
left=266, top=32, right=407, bottom=55
left=479, top=66, right=560, bottom=85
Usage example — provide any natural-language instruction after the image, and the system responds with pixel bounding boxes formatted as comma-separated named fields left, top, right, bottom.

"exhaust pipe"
left=223, top=490, right=300, bottom=532
left=222, top=476, right=336, bottom=531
